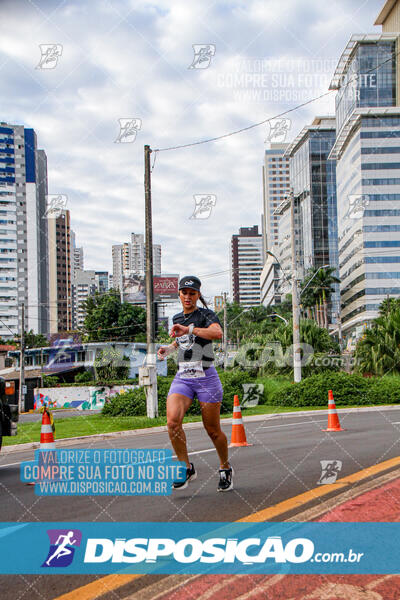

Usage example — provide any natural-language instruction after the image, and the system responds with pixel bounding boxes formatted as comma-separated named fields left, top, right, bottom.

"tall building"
left=260, top=247, right=283, bottom=307
left=0, top=123, right=49, bottom=339
left=283, top=116, right=340, bottom=321
left=231, top=226, right=263, bottom=306
left=112, top=232, right=161, bottom=292
left=261, top=143, right=290, bottom=305
left=48, top=209, right=72, bottom=333
left=71, top=230, right=83, bottom=281
left=72, top=269, right=96, bottom=329
left=262, top=143, right=290, bottom=252
left=329, top=6, right=400, bottom=340
left=95, top=271, right=109, bottom=294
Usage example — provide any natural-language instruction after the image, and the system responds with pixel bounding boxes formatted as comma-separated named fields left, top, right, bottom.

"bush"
left=367, top=376, right=400, bottom=405
left=102, top=389, right=146, bottom=416
left=74, top=370, right=93, bottom=383
left=101, top=369, right=256, bottom=417
left=43, top=375, right=59, bottom=387
left=255, top=376, right=292, bottom=404
left=218, top=370, right=256, bottom=412
left=269, top=372, right=371, bottom=407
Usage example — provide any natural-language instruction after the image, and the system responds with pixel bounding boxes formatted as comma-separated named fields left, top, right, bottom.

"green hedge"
left=269, top=372, right=400, bottom=407
left=367, top=376, right=400, bottom=405
left=101, top=370, right=256, bottom=417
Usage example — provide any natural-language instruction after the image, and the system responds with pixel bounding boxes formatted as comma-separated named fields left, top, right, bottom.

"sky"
left=0, top=0, right=385, bottom=315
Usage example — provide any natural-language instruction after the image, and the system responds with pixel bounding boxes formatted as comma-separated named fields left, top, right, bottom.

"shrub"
left=367, top=376, right=400, bottom=405
left=218, top=370, right=256, bottom=412
left=43, top=375, right=59, bottom=387
left=101, top=369, right=256, bottom=417
left=255, top=376, right=292, bottom=404
left=269, top=372, right=371, bottom=407
left=74, top=370, right=93, bottom=383
left=102, top=389, right=146, bottom=416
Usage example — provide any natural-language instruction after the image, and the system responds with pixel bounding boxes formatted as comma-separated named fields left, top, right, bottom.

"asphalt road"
left=1, top=406, right=400, bottom=599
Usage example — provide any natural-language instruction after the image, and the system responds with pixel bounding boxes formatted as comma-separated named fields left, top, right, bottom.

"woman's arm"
left=193, top=323, right=222, bottom=340
left=157, top=340, right=178, bottom=360
left=170, top=322, right=222, bottom=340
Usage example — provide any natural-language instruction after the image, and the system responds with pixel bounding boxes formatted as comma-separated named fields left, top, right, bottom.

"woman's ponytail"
left=199, top=293, right=208, bottom=308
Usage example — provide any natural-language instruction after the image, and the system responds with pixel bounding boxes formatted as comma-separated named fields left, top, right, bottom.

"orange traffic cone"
left=322, top=390, right=345, bottom=432
left=26, top=409, right=56, bottom=486
left=39, top=409, right=56, bottom=449
left=229, top=395, right=252, bottom=447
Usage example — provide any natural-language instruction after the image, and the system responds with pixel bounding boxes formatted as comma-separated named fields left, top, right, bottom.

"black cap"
left=178, top=275, right=201, bottom=291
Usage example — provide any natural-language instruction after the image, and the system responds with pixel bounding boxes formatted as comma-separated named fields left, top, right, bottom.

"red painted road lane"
left=319, top=476, right=400, bottom=522
left=156, top=478, right=400, bottom=599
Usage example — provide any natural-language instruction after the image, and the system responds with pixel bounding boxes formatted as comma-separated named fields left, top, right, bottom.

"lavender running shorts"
left=167, top=365, right=223, bottom=404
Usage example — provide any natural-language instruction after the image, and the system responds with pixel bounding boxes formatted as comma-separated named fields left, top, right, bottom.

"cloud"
left=0, top=0, right=383, bottom=315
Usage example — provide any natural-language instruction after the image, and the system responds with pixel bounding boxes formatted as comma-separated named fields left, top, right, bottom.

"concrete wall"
left=34, top=384, right=139, bottom=410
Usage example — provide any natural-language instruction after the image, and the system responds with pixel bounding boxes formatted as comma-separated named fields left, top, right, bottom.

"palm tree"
left=300, top=267, right=340, bottom=329
left=355, top=300, right=400, bottom=375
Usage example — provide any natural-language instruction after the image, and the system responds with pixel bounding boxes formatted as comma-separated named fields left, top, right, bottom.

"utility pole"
left=140, top=144, right=158, bottom=418
left=290, top=193, right=302, bottom=383
left=223, top=292, right=227, bottom=370
left=19, top=303, right=25, bottom=413
left=119, top=247, right=124, bottom=304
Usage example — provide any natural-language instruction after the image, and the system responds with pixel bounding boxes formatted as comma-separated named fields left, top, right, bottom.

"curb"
left=2, top=404, right=400, bottom=454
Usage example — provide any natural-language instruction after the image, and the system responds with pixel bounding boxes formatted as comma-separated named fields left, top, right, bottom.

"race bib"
left=178, top=360, right=205, bottom=379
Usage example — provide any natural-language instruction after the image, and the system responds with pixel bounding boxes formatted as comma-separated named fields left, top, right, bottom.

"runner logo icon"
left=42, top=529, right=82, bottom=567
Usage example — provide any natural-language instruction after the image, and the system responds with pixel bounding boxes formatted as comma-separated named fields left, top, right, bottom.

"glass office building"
left=329, top=34, right=400, bottom=342
left=284, top=117, right=340, bottom=321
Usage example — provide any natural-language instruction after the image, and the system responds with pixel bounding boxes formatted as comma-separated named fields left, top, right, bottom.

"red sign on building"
left=153, top=275, right=179, bottom=301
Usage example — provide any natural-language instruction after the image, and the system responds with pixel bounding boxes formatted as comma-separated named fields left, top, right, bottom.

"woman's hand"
left=157, top=345, right=174, bottom=360
left=169, top=323, right=189, bottom=338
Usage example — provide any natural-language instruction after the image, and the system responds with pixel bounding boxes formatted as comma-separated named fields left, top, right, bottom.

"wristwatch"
left=188, top=323, right=195, bottom=335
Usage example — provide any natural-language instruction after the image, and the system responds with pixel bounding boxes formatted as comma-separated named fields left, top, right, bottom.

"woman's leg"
left=166, top=393, right=193, bottom=467
left=200, top=402, right=229, bottom=469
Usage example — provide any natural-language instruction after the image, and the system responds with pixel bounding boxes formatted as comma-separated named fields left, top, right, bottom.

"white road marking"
left=0, top=461, right=22, bottom=469
left=261, top=420, right=326, bottom=429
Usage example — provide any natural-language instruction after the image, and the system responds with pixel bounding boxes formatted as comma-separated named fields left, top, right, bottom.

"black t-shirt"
left=172, top=307, right=221, bottom=368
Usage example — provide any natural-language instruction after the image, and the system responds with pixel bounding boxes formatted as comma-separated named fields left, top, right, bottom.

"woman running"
left=157, top=275, right=233, bottom=492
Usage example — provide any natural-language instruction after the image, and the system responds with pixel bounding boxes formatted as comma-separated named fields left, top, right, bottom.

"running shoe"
left=172, top=462, right=197, bottom=490
left=217, top=465, right=234, bottom=492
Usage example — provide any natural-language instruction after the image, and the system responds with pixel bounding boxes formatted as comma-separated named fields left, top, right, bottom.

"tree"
left=355, top=299, right=400, bottom=376
left=93, top=346, right=130, bottom=381
left=11, top=330, right=49, bottom=349
left=82, top=290, right=146, bottom=342
left=300, top=267, right=340, bottom=329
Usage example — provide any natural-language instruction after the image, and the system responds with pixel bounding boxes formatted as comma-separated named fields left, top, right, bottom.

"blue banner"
left=0, top=522, right=398, bottom=574
left=20, top=449, right=186, bottom=496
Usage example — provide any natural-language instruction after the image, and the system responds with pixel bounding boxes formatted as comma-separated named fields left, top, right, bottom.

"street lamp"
left=300, top=265, right=330, bottom=297
left=267, top=313, right=288, bottom=325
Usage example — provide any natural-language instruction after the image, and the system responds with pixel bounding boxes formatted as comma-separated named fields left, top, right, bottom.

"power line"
left=153, top=49, right=399, bottom=154
left=153, top=90, right=333, bottom=153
